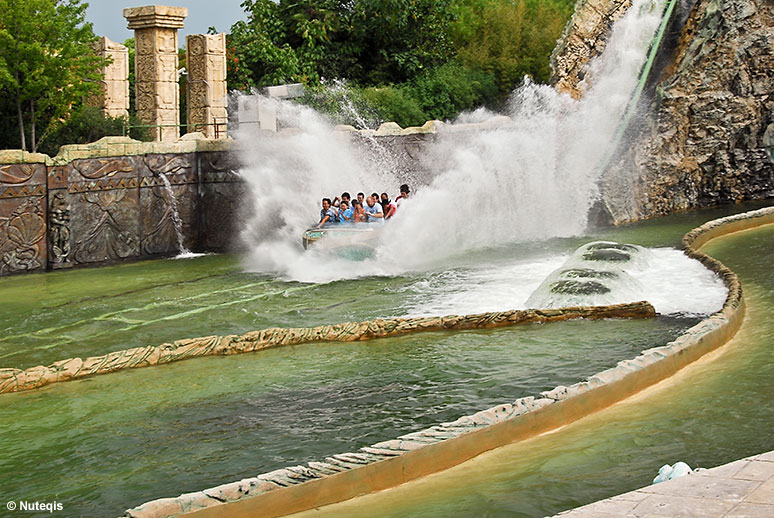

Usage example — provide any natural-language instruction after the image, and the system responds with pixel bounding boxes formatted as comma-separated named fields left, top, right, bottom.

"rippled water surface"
left=289, top=219, right=774, bottom=518
left=0, top=203, right=769, bottom=517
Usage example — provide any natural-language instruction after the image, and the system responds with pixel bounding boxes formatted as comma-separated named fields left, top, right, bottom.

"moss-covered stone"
left=549, top=279, right=612, bottom=295
left=582, top=249, right=632, bottom=262
left=559, top=268, right=620, bottom=279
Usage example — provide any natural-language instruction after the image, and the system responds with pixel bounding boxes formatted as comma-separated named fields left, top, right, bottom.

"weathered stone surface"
left=88, top=37, right=129, bottom=118
left=186, top=34, right=228, bottom=138
left=550, top=0, right=633, bottom=98
left=0, top=162, right=48, bottom=274
left=124, top=7, right=187, bottom=141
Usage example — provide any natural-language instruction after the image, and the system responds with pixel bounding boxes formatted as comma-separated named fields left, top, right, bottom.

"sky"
left=85, top=1, right=247, bottom=43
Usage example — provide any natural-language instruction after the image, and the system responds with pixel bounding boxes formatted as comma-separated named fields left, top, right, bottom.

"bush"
left=297, top=63, right=498, bottom=129
left=361, top=86, right=427, bottom=128
left=408, top=62, right=498, bottom=120
left=453, top=0, right=574, bottom=93
left=38, top=106, right=152, bottom=156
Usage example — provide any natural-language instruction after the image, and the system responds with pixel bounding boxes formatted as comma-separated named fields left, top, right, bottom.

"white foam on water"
left=400, top=247, right=727, bottom=318
left=171, top=251, right=209, bottom=260
left=399, top=254, right=568, bottom=317
left=634, top=248, right=727, bottom=316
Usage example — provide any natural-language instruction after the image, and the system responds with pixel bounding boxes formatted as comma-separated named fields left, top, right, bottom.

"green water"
left=291, top=222, right=774, bottom=518
left=0, top=203, right=769, bottom=517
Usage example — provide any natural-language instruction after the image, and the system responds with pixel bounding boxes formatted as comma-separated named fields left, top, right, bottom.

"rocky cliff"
left=553, top=0, right=774, bottom=223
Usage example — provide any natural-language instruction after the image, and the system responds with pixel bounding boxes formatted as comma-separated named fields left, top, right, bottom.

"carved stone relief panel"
left=47, top=165, right=69, bottom=190
left=48, top=191, right=72, bottom=268
left=135, top=29, right=155, bottom=55
left=200, top=151, right=242, bottom=183
left=0, top=196, right=46, bottom=274
left=0, top=163, right=48, bottom=275
left=70, top=188, right=140, bottom=265
left=200, top=182, right=245, bottom=251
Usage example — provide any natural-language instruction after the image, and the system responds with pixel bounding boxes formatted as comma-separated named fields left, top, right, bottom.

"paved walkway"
left=553, top=451, right=774, bottom=517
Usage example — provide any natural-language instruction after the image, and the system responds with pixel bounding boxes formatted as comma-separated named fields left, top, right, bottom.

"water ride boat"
left=302, top=223, right=383, bottom=260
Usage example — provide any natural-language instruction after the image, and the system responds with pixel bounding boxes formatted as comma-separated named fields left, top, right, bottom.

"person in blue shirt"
left=339, top=200, right=354, bottom=222
left=363, top=195, right=384, bottom=223
left=317, top=198, right=338, bottom=228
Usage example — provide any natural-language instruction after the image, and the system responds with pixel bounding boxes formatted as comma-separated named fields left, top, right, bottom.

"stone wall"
left=0, top=137, right=243, bottom=276
left=551, top=0, right=774, bottom=224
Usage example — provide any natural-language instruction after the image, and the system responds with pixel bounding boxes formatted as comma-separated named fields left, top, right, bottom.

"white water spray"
left=239, top=0, right=667, bottom=281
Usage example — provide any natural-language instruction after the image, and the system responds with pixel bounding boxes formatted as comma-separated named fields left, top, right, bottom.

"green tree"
left=452, top=0, right=574, bottom=93
left=0, top=0, right=106, bottom=151
left=227, top=0, right=459, bottom=90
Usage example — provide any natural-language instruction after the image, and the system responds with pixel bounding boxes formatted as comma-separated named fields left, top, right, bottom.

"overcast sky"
left=85, top=1, right=247, bottom=43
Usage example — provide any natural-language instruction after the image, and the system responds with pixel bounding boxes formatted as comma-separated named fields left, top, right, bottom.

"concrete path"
left=553, top=451, right=774, bottom=518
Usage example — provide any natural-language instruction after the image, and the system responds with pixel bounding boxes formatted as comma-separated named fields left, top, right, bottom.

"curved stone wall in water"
left=0, top=302, right=654, bottom=395
left=119, top=207, right=772, bottom=518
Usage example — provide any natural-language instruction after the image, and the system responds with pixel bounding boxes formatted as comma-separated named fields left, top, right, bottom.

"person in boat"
left=364, top=195, right=385, bottom=223
left=356, top=192, right=366, bottom=208
left=380, top=192, right=397, bottom=219
left=352, top=199, right=367, bottom=222
left=339, top=200, right=354, bottom=222
left=395, top=184, right=410, bottom=207
left=317, top=198, right=339, bottom=228
left=333, top=192, right=351, bottom=209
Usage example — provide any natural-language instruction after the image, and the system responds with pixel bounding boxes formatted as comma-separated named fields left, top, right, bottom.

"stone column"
left=123, top=5, right=188, bottom=141
left=186, top=33, right=228, bottom=138
left=89, top=37, right=129, bottom=119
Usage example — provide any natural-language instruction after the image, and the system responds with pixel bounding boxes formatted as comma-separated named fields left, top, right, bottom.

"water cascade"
left=157, top=172, right=191, bottom=256
left=238, top=0, right=669, bottom=282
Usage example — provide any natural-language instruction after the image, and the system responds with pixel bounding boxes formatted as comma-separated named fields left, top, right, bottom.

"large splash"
left=239, top=0, right=667, bottom=281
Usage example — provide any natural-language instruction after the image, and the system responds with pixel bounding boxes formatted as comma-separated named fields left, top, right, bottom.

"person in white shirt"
left=363, top=195, right=384, bottom=223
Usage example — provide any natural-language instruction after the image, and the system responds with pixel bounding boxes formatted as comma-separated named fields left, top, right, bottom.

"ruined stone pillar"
left=123, top=5, right=188, bottom=141
left=89, top=37, right=129, bottom=119
left=186, top=33, right=228, bottom=138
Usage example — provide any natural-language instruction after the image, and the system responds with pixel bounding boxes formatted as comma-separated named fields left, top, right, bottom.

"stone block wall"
left=0, top=138, right=243, bottom=277
left=89, top=37, right=130, bottom=118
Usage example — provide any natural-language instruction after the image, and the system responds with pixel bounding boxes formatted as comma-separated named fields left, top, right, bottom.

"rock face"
left=550, top=0, right=633, bottom=99
left=552, top=0, right=774, bottom=223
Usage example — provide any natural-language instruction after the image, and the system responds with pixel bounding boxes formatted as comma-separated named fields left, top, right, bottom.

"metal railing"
left=122, top=117, right=229, bottom=141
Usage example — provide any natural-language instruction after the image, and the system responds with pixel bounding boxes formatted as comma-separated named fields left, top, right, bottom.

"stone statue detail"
left=49, top=193, right=71, bottom=265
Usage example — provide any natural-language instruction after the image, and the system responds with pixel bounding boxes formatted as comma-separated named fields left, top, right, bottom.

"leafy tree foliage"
left=452, top=0, right=574, bottom=93
left=0, top=0, right=107, bottom=151
left=227, top=0, right=457, bottom=90
left=228, top=0, right=576, bottom=124
left=38, top=106, right=151, bottom=157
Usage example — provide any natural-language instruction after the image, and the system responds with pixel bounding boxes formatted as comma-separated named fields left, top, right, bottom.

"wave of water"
left=239, top=0, right=666, bottom=282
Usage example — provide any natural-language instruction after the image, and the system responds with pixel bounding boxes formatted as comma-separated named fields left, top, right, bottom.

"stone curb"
left=119, top=206, right=773, bottom=518
left=0, top=303, right=654, bottom=395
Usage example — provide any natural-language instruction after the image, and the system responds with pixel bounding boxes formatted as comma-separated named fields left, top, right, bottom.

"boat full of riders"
left=302, top=221, right=383, bottom=259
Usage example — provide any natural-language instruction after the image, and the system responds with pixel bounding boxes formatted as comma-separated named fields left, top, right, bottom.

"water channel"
left=0, top=202, right=770, bottom=517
